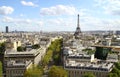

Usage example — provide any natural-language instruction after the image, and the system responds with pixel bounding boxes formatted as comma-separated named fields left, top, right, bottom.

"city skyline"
left=0, top=0, right=120, bottom=31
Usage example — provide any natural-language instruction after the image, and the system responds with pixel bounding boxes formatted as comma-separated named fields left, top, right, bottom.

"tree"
left=24, top=66, right=43, bottom=77
left=111, top=67, right=120, bottom=76
left=52, top=39, right=62, bottom=65
left=108, top=73, right=118, bottom=77
left=83, top=72, right=95, bottom=77
left=42, top=50, right=53, bottom=66
left=87, top=50, right=95, bottom=55
left=42, top=39, right=63, bottom=66
left=48, top=66, right=67, bottom=77
left=0, top=43, right=6, bottom=54
left=32, top=44, right=40, bottom=49
left=17, top=46, right=26, bottom=51
left=115, top=62, right=120, bottom=70
left=42, top=55, right=50, bottom=66
left=109, top=62, right=120, bottom=77
left=53, top=54, right=60, bottom=65
left=0, top=62, right=2, bottom=77
left=82, top=48, right=95, bottom=55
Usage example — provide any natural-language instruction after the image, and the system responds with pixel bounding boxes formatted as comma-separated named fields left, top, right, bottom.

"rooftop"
left=65, top=61, right=113, bottom=72
left=7, top=60, right=32, bottom=68
left=4, top=48, right=44, bottom=57
left=68, top=53, right=91, bottom=59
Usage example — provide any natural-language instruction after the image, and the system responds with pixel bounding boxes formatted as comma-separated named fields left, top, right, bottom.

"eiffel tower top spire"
left=76, top=14, right=81, bottom=33
left=77, top=14, right=80, bottom=28
left=74, top=14, right=82, bottom=39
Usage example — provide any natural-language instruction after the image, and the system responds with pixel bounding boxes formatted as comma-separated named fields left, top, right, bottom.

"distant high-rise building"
left=115, top=30, right=120, bottom=35
left=6, top=26, right=9, bottom=33
left=74, top=14, right=82, bottom=38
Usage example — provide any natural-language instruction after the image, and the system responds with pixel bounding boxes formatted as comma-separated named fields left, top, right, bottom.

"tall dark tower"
left=6, top=26, right=8, bottom=33
left=74, top=14, right=81, bottom=38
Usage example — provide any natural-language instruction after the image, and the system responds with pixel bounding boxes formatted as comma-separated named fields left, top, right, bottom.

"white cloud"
left=17, top=19, right=31, bottom=24
left=79, top=15, right=120, bottom=31
left=20, top=14, right=24, bottom=17
left=94, top=0, right=120, bottom=15
left=1, top=16, right=43, bottom=26
left=40, top=5, right=76, bottom=15
left=36, top=21, right=44, bottom=26
left=2, top=16, right=30, bottom=24
left=47, top=18, right=76, bottom=27
left=2, top=16, right=13, bottom=22
left=0, top=6, right=14, bottom=15
left=21, top=1, right=38, bottom=7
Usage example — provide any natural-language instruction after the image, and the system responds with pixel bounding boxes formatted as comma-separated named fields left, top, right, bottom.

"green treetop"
left=83, top=72, right=95, bottom=77
left=48, top=66, right=67, bottom=77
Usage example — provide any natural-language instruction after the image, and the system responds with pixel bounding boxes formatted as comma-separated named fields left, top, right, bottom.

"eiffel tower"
left=74, top=14, right=81, bottom=38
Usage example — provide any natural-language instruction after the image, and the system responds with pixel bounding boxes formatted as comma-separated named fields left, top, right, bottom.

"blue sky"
left=0, top=0, right=120, bottom=32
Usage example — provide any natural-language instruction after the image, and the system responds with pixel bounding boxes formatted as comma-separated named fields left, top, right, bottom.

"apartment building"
left=65, top=60, right=113, bottom=77
left=5, top=61, right=32, bottom=77
left=4, top=47, right=46, bottom=77
left=63, top=44, right=114, bottom=77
